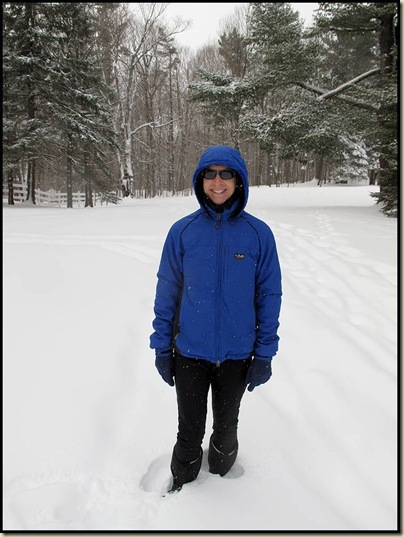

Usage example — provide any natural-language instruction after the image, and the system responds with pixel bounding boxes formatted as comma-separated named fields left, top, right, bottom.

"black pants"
left=173, top=353, right=251, bottom=466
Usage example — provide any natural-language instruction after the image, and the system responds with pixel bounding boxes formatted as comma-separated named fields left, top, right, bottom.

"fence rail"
left=3, top=185, right=116, bottom=207
left=3, top=184, right=194, bottom=206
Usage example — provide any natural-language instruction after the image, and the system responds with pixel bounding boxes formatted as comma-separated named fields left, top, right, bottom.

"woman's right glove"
left=246, top=357, right=272, bottom=392
left=155, top=351, right=175, bottom=386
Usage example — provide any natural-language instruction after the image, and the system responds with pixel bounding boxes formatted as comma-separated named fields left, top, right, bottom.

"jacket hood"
left=192, top=145, right=249, bottom=216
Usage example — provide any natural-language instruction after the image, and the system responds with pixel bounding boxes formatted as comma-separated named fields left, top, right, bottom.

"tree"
left=189, top=3, right=329, bottom=178
left=242, top=3, right=346, bottom=182
left=3, top=3, right=51, bottom=204
left=247, top=2, right=320, bottom=89
left=187, top=5, right=255, bottom=149
left=45, top=3, right=117, bottom=207
left=330, top=137, right=370, bottom=184
left=4, top=2, right=397, bottom=210
left=312, top=2, right=398, bottom=216
left=218, top=27, right=248, bottom=79
left=109, top=3, right=188, bottom=196
left=187, top=1, right=397, bottom=207
left=3, top=2, right=118, bottom=207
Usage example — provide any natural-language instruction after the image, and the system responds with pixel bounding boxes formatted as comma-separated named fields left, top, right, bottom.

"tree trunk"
left=374, top=6, right=397, bottom=214
left=168, top=50, right=175, bottom=195
left=85, top=183, right=93, bottom=207
left=369, top=169, right=376, bottom=185
left=316, top=159, right=325, bottom=186
left=122, top=56, right=135, bottom=194
left=24, top=4, right=36, bottom=205
left=144, top=87, right=156, bottom=197
left=26, top=160, right=37, bottom=204
left=7, top=170, right=14, bottom=205
left=67, top=136, right=73, bottom=208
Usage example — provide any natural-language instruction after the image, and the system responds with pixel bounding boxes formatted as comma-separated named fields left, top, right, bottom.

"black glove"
left=155, top=351, right=175, bottom=386
left=246, top=357, right=272, bottom=392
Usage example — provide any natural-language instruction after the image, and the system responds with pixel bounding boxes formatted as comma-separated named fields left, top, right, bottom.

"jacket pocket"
left=224, top=246, right=256, bottom=291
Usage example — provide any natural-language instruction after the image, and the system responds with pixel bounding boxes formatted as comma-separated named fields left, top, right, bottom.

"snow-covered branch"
left=131, top=117, right=180, bottom=136
left=298, top=80, right=379, bottom=112
left=317, top=68, right=381, bottom=102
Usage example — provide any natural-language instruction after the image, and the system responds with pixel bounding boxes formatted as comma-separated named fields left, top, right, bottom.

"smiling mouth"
left=212, top=189, right=226, bottom=194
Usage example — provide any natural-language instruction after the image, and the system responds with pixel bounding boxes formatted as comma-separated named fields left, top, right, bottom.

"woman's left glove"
left=246, top=357, right=272, bottom=392
left=155, top=351, right=175, bottom=386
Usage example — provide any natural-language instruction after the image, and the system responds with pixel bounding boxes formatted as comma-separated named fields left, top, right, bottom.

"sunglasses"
left=202, top=169, right=236, bottom=180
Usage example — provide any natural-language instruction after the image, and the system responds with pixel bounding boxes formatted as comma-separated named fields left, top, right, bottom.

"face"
left=202, top=165, right=237, bottom=205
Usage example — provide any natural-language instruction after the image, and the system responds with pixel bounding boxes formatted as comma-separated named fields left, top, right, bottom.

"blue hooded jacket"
left=150, top=145, right=282, bottom=364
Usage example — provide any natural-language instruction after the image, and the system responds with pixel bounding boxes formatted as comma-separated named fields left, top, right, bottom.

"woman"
left=150, top=145, right=282, bottom=493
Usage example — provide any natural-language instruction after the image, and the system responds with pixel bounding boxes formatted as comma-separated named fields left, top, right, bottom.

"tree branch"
left=297, top=79, right=379, bottom=112
left=131, top=117, right=180, bottom=136
left=317, top=67, right=381, bottom=101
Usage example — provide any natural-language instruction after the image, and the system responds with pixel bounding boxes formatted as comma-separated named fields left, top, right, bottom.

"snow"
left=3, top=183, right=397, bottom=531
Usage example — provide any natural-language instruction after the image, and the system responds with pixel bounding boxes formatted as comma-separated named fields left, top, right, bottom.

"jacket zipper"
left=215, top=212, right=222, bottom=366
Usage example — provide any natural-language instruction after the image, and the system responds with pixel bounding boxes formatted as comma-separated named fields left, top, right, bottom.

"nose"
left=211, top=175, right=225, bottom=185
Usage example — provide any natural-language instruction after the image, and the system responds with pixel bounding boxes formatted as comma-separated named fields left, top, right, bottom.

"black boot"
left=208, top=436, right=238, bottom=477
left=169, top=446, right=203, bottom=492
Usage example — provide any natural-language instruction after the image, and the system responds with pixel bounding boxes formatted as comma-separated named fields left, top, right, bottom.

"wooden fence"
left=3, top=184, right=116, bottom=207
left=3, top=184, right=193, bottom=206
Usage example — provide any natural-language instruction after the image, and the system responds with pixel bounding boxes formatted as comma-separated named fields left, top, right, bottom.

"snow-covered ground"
left=3, top=183, right=397, bottom=531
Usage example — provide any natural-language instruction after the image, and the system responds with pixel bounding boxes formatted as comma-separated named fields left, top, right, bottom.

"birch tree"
left=111, top=3, right=188, bottom=195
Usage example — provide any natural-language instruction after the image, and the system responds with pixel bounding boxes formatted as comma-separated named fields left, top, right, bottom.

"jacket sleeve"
left=150, top=225, right=183, bottom=355
left=254, top=226, right=282, bottom=358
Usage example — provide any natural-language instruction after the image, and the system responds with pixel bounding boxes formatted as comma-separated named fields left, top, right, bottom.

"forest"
left=2, top=2, right=398, bottom=216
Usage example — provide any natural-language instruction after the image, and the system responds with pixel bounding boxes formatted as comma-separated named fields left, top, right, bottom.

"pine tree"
left=3, top=2, right=117, bottom=207
left=3, top=3, right=53, bottom=203
left=43, top=3, right=117, bottom=207
left=314, top=2, right=398, bottom=216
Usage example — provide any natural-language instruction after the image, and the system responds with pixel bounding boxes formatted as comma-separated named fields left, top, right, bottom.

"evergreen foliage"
left=2, top=2, right=397, bottom=216
left=189, top=1, right=397, bottom=215
left=3, top=2, right=117, bottom=206
left=312, top=2, right=398, bottom=216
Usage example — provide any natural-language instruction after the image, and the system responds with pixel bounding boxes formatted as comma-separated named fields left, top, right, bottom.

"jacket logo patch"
left=234, top=253, right=245, bottom=260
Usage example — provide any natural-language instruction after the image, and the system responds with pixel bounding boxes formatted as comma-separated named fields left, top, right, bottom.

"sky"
left=164, top=2, right=319, bottom=50
left=3, top=181, right=397, bottom=531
